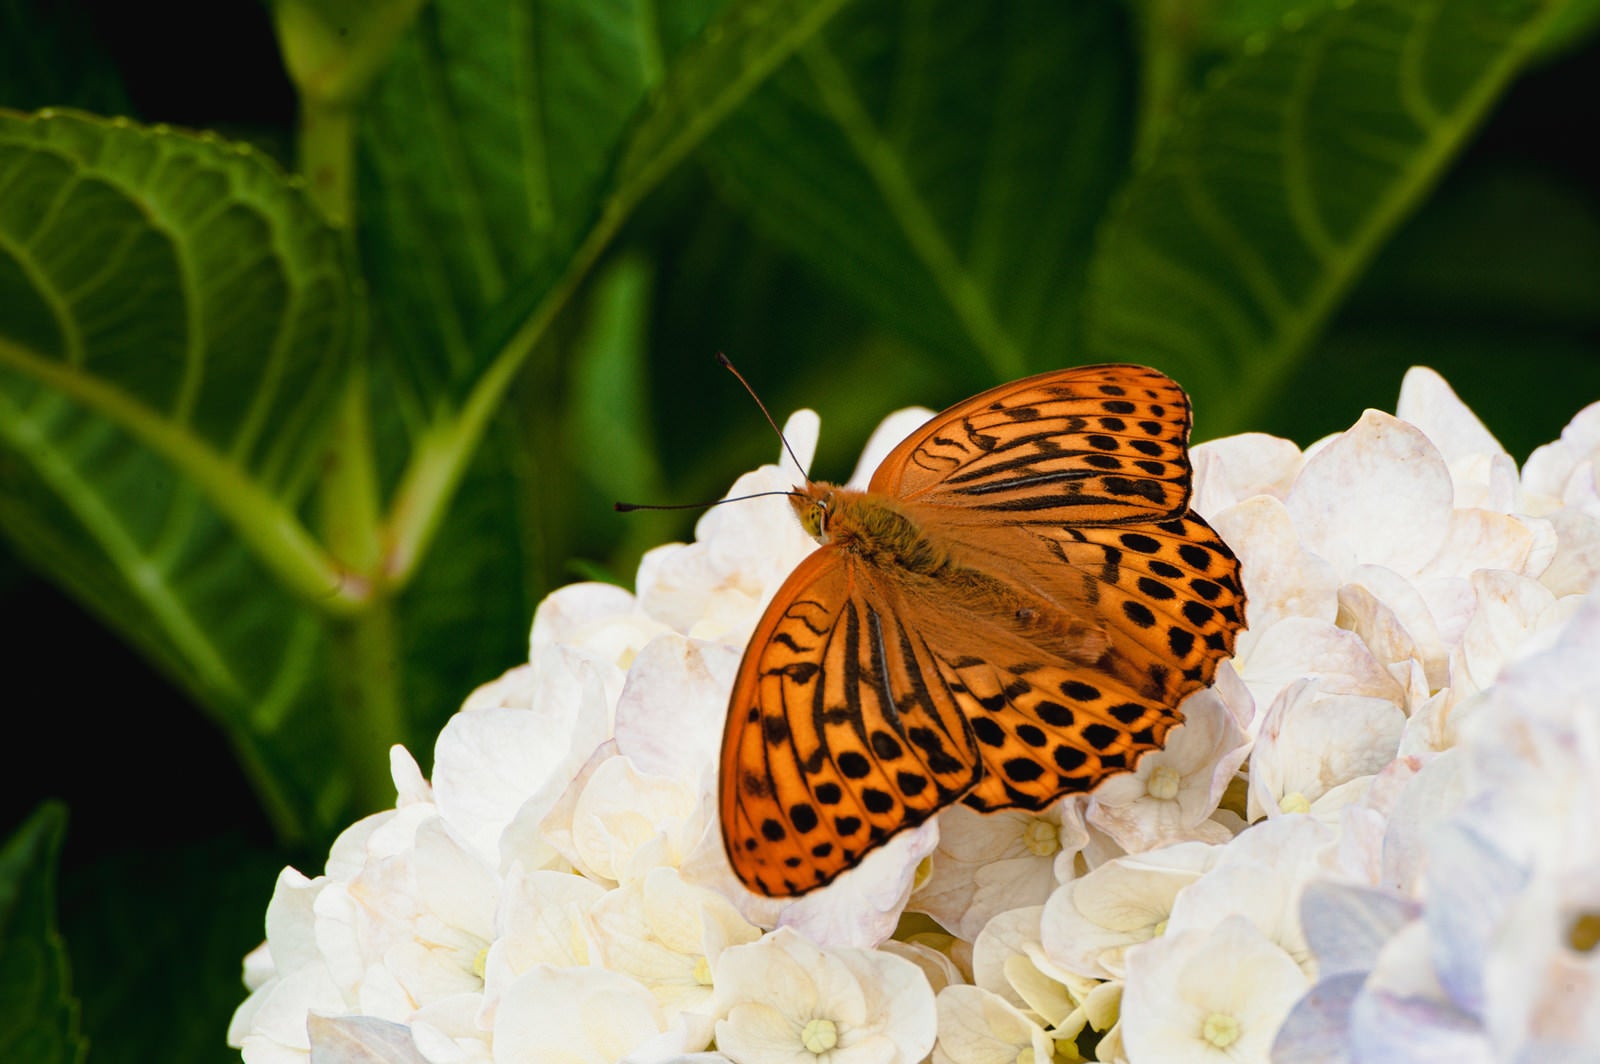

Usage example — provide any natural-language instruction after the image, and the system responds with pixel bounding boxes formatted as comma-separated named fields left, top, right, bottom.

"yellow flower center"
left=1147, top=765, right=1180, bottom=801
left=1279, top=791, right=1311, bottom=814
left=1570, top=911, right=1600, bottom=952
left=1202, top=1012, right=1240, bottom=1048
left=1152, top=919, right=1168, bottom=938
left=472, top=946, right=489, bottom=980
left=801, top=1018, right=839, bottom=1053
left=1024, top=818, right=1061, bottom=856
left=692, top=956, right=714, bottom=985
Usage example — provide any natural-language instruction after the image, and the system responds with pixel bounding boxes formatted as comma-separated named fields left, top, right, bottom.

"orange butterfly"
left=718, top=363, right=1247, bottom=897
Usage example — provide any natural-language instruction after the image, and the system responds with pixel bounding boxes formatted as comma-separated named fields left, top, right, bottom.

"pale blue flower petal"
left=1271, top=970, right=1365, bottom=1064
left=1299, top=881, right=1419, bottom=976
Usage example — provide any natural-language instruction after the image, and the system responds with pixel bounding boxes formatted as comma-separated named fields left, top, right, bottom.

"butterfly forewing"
left=720, top=551, right=982, bottom=896
left=870, top=364, right=1194, bottom=524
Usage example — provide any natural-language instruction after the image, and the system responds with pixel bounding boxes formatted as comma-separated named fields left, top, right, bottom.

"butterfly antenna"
left=717, top=352, right=810, bottom=482
left=615, top=490, right=810, bottom=513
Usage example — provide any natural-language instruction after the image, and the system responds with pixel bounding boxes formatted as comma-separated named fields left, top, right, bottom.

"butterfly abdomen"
left=823, top=490, right=1109, bottom=667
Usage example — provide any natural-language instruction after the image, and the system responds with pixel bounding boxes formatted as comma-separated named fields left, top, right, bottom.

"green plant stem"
left=279, top=0, right=413, bottom=812
left=1132, top=0, right=1203, bottom=160
left=318, top=370, right=404, bottom=813
left=298, top=100, right=354, bottom=227
left=325, top=597, right=405, bottom=817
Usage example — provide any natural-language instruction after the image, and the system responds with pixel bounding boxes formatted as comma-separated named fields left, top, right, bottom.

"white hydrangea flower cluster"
left=229, top=370, right=1600, bottom=1063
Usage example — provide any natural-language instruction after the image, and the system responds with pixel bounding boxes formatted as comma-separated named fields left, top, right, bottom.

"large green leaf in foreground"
left=0, top=112, right=359, bottom=835
left=1086, top=0, right=1570, bottom=436
left=0, top=805, right=82, bottom=1064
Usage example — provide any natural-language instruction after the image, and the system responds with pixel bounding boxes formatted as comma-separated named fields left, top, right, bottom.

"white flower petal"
left=1235, top=616, right=1405, bottom=713
left=1166, top=816, right=1337, bottom=970
left=1121, top=915, right=1307, bottom=1063
left=1039, top=842, right=1218, bottom=981
left=1268, top=969, right=1365, bottom=1064
left=880, top=939, right=965, bottom=996
left=1189, top=432, right=1305, bottom=514
left=713, top=929, right=936, bottom=1064
left=491, top=966, right=695, bottom=1063
left=932, top=985, right=1053, bottom=1064
left=912, top=805, right=1069, bottom=942
left=433, top=650, right=609, bottom=867
left=1450, top=569, right=1559, bottom=696
left=589, top=866, right=760, bottom=1015
left=1298, top=881, right=1421, bottom=977
left=1395, top=367, right=1506, bottom=470
left=306, top=1014, right=428, bottom=1064
left=391, top=746, right=434, bottom=806
left=410, top=993, right=492, bottom=1064
left=260, top=867, right=323, bottom=977
left=1523, top=401, right=1600, bottom=511
left=1539, top=509, right=1600, bottom=596
left=229, top=961, right=346, bottom=1054
left=1246, top=680, right=1404, bottom=822
left=769, top=821, right=939, bottom=949
left=1210, top=494, right=1340, bottom=646
left=612, top=634, right=741, bottom=794
left=482, top=865, right=604, bottom=1008
left=1286, top=410, right=1455, bottom=576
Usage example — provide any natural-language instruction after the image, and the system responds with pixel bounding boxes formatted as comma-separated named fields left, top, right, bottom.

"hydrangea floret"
left=230, top=368, right=1600, bottom=1063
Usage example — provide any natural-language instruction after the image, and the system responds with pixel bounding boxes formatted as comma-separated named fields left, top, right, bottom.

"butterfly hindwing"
left=922, top=510, right=1246, bottom=812
left=869, top=364, right=1194, bottom=524
left=720, top=550, right=982, bottom=897
left=933, top=655, right=1178, bottom=812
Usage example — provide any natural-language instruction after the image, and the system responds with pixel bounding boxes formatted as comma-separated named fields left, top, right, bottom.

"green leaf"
left=1084, top=0, right=1569, bottom=437
left=701, top=1, right=1135, bottom=387
left=566, top=255, right=662, bottom=500
left=0, top=110, right=358, bottom=597
left=0, top=804, right=83, bottom=1064
left=0, top=111, right=361, bottom=836
left=1125, top=1, right=1339, bottom=154
left=354, top=0, right=722, bottom=404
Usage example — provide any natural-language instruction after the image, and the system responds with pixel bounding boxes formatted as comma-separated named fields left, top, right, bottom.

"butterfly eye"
left=802, top=498, right=830, bottom=541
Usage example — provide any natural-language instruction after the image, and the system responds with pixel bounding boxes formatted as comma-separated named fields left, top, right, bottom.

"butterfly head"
left=793, top=483, right=835, bottom=544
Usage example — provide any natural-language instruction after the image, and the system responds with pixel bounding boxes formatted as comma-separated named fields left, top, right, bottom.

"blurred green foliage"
left=1, top=0, right=1596, bottom=1059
